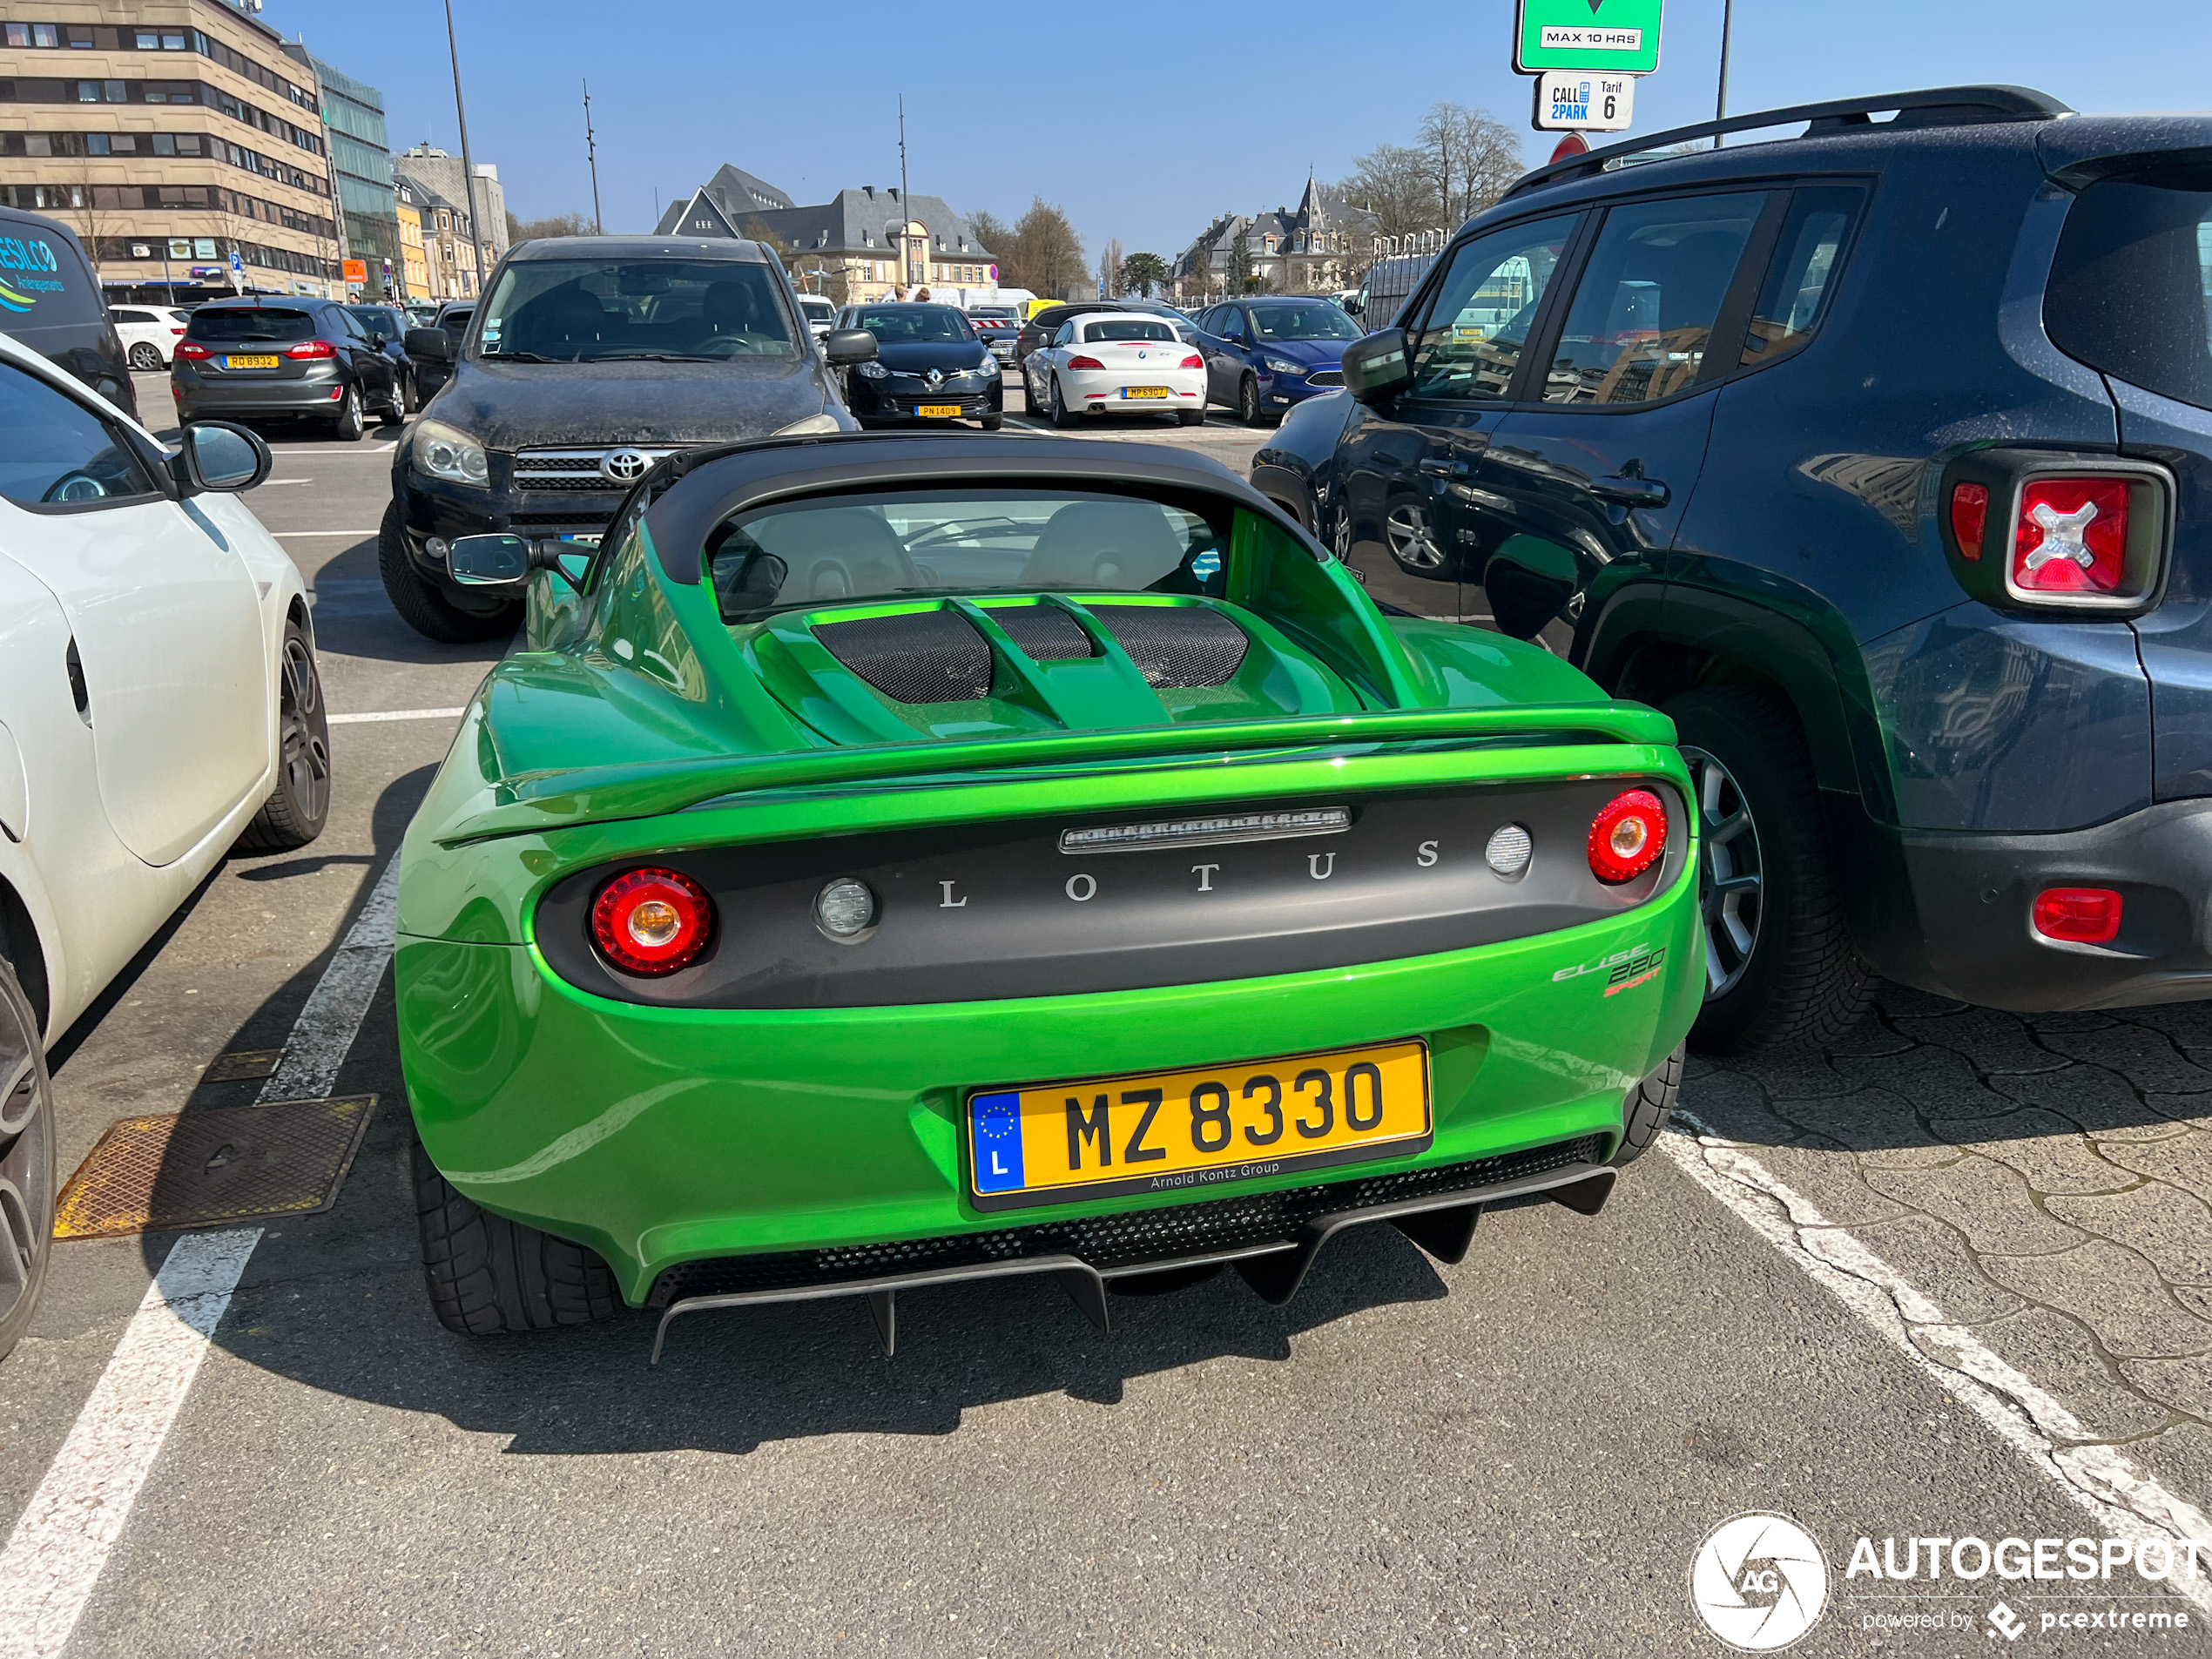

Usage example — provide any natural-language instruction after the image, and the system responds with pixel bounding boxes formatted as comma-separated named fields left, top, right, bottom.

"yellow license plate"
left=222, top=354, right=280, bottom=369
left=916, top=403, right=963, bottom=418
left=1122, top=386, right=1170, bottom=399
left=968, top=1040, right=1430, bottom=1211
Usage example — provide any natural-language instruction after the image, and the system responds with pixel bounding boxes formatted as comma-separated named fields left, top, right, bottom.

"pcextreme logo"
left=1689, top=1513, right=1831, bottom=1651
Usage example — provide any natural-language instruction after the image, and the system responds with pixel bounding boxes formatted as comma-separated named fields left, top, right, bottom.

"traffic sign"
left=1533, top=70, right=1635, bottom=131
left=1514, top=0, right=1662, bottom=75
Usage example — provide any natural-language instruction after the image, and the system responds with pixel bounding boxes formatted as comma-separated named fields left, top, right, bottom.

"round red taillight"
left=1587, top=789, right=1667, bottom=885
left=590, top=867, right=713, bottom=974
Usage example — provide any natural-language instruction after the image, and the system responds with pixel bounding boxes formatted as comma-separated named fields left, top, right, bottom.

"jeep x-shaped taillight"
left=1939, top=451, right=2174, bottom=616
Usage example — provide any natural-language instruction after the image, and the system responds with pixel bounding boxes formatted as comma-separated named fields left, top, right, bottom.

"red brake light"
left=1588, top=789, right=1667, bottom=885
left=591, top=867, right=714, bottom=974
left=2033, top=887, right=2122, bottom=945
left=1180, top=353, right=1204, bottom=369
left=168, top=326, right=185, bottom=335
left=2013, top=478, right=2128, bottom=593
left=1950, top=482, right=1988, bottom=561
left=287, top=339, right=338, bottom=360
left=1066, top=354, right=1104, bottom=370
left=176, top=340, right=212, bottom=360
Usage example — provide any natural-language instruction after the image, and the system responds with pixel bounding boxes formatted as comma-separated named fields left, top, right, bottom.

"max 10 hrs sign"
left=1533, top=71, right=1635, bottom=132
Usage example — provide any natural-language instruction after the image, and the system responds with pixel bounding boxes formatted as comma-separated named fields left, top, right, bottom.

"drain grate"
left=199, top=1049, right=285, bottom=1085
left=53, top=1095, right=375, bottom=1241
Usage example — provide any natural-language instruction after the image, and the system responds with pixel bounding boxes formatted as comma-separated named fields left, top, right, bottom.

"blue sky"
left=265, top=0, right=2212, bottom=265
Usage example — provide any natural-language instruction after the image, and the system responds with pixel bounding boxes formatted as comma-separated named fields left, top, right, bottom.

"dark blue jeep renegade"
left=1252, top=86, right=2212, bottom=1053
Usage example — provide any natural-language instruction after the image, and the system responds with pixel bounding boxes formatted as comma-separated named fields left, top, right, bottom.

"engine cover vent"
left=992, top=604, right=1094, bottom=662
left=1089, top=604, right=1249, bottom=688
left=813, top=610, right=991, bottom=705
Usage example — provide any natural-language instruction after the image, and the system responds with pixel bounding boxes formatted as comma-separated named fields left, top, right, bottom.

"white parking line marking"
left=0, top=1228, right=261, bottom=1659
left=327, top=706, right=465, bottom=725
left=1662, top=1111, right=2212, bottom=1613
left=0, top=858, right=403, bottom=1656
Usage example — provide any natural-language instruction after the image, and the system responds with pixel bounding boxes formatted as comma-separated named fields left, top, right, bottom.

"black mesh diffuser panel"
left=1090, top=604, right=1249, bottom=687
left=813, top=610, right=993, bottom=704
left=992, top=604, right=1094, bottom=662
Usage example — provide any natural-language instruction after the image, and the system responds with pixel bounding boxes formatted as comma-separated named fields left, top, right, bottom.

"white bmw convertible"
left=1023, top=312, right=1206, bottom=428
left=0, top=331, right=329, bottom=1357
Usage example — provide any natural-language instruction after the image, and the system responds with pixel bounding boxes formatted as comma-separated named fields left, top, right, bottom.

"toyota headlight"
left=855, top=361, right=890, bottom=380
left=412, top=417, right=489, bottom=486
left=772, top=412, right=842, bottom=436
left=1262, top=354, right=1305, bottom=377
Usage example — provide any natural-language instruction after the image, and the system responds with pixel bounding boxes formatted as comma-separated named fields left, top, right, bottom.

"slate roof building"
left=655, top=168, right=997, bottom=304
left=1172, top=173, right=1378, bottom=299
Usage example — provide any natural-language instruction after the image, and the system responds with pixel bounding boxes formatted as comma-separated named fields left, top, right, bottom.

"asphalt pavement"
left=2, top=374, right=2207, bottom=1656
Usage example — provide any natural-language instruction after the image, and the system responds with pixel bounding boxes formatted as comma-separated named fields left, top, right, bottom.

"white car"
left=108, top=303, right=190, bottom=371
left=0, top=331, right=329, bottom=1358
left=797, top=294, right=837, bottom=342
left=1023, top=312, right=1205, bottom=428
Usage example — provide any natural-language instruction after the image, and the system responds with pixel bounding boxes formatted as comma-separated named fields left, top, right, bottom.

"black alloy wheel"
left=127, top=341, right=163, bottom=371
left=238, top=617, right=332, bottom=852
left=332, top=385, right=364, bottom=442
left=0, top=955, right=54, bottom=1363
left=1683, top=744, right=1763, bottom=1001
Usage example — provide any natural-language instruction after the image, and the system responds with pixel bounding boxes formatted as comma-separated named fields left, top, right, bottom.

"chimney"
left=863, top=185, right=874, bottom=199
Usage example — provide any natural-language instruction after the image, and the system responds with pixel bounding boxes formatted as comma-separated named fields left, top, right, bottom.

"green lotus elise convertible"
left=395, top=435, right=1701, bottom=1355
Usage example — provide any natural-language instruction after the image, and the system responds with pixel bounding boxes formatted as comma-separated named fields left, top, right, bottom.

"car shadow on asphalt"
left=306, top=537, right=517, bottom=671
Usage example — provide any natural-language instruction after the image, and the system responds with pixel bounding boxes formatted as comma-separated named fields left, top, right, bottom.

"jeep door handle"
left=1591, top=475, right=1671, bottom=509
left=1419, top=457, right=1470, bottom=479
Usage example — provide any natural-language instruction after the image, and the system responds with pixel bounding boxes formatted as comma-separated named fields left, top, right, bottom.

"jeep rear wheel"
left=1662, top=685, right=1876, bottom=1054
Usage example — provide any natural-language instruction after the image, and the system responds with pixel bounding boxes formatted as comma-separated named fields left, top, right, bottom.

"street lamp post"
left=443, top=0, right=490, bottom=291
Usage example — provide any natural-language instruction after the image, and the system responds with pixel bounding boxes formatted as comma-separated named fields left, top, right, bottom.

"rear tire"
left=1611, top=1044, right=1683, bottom=1168
left=127, top=341, right=163, bottom=371
left=412, top=1136, right=619, bottom=1335
left=377, top=501, right=519, bottom=644
left=1662, top=685, right=1877, bottom=1054
left=1177, top=408, right=1204, bottom=427
left=0, top=954, right=53, bottom=1363
left=1050, top=374, right=1080, bottom=428
left=235, top=616, right=331, bottom=853
left=331, top=386, right=363, bottom=442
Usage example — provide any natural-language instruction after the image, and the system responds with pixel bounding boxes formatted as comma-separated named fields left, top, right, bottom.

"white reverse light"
left=815, top=877, right=876, bottom=938
left=1486, top=824, right=1533, bottom=877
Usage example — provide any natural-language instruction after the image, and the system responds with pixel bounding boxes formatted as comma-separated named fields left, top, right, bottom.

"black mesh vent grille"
left=647, top=1136, right=1602, bottom=1306
left=992, top=604, right=1094, bottom=662
left=814, top=610, right=992, bottom=705
left=1089, top=604, right=1249, bottom=688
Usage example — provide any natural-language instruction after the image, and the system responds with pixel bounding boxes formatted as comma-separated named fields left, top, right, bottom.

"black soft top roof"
left=642, top=434, right=1323, bottom=585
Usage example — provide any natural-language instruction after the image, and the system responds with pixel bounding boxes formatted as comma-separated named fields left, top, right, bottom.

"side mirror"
left=823, top=327, right=878, bottom=367
left=404, top=327, right=453, bottom=361
left=368, top=330, right=388, bottom=347
left=172, top=421, right=272, bottom=495
left=448, top=533, right=531, bottom=586
left=1341, top=327, right=1413, bottom=403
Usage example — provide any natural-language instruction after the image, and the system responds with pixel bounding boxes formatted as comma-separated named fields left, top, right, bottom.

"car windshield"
left=1085, top=320, right=1174, bottom=342
left=347, top=307, right=400, bottom=334
left=707, top=488, right=1226, bottom=623
left=186, top=307, right=315, bottom=343
left=475, top=259, right=798, bottom=361
left=854, top=306, right=974, bottom=343
left=1248, top=304, right=1362, bottom=342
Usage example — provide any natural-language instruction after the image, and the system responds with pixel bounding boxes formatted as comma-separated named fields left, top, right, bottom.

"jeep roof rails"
left=1502, top=84, right=2073, bottom=201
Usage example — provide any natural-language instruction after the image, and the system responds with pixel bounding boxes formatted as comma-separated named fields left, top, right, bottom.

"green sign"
left=1515, top=0, right=1662, bottom=76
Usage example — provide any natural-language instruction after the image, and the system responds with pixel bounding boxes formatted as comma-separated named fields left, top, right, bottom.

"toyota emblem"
left=600, top=448, right=650, bottom=484
left=924, top=368, right=945, bottom=388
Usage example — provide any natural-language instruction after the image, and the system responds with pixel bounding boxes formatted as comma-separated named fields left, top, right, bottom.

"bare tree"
left=1339, top=140, right=1433, bottom=240
left=968, top=208, right=1012, bottom=261
left=1339, top=100, right=1524, bottom=241
left=1008, top=197, right=1085, bottom=298
left=508, top=211, right=595, bottom=242
left=1097, top=235, right=1124, bottom=299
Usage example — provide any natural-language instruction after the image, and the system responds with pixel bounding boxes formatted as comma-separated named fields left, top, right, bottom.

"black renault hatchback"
left=381, top=236, right=869, bottom=642
left=1254, top=86, right=2212, bottom=1052
left=832, top=301, right=1003, bottom=428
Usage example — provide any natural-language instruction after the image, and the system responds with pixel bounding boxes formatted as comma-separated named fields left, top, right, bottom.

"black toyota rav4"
left=381, top=235, right=871, bottom=642
left=1252, top=86, right=2212, bottom=1051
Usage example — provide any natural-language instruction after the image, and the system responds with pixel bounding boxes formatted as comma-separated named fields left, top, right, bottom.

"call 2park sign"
left=1514, top=0, right=1662, bottom=76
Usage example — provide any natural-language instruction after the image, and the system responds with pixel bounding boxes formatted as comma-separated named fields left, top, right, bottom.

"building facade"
left=1172, top=173, right=1378, bottom=300
left=654, top=167, right=996, bottom=306
left=289, top=49, right=396, bottom=300
left=393, top=142, right=504, bottom=264
left=0, top=0, right=343, bottom=299
left=412, top=180, right=476, bottom=301
left=395, top=179, right=428, bottom=301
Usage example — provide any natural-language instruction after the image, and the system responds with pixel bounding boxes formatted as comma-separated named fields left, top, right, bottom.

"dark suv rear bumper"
left=1861, top=798, right=2212, bottom=1010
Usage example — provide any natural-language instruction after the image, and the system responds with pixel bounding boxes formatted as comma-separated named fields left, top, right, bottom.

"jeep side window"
left=1541, top=192, right=1768, bottom=406
left=1406, top=213, right=1577, bottom=401
left=1740, top=185, right=1865, bottom=368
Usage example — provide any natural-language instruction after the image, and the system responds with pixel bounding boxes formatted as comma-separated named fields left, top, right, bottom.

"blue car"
left=1190, top=296, right=1362, bottom=424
